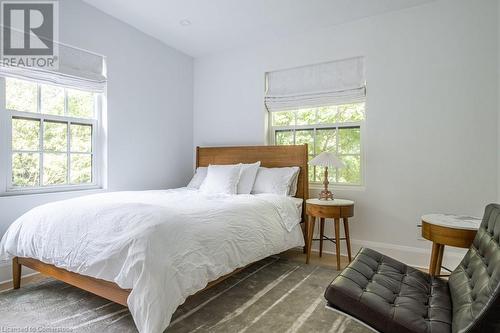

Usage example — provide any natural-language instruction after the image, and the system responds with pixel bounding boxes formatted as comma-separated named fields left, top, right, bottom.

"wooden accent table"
left=421, top=214, right=481, bottom=277
left=305, top=199, right=354, bottom=269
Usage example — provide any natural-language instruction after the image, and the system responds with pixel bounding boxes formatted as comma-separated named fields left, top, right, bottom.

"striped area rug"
left=0, top=257, right=373, bottom=333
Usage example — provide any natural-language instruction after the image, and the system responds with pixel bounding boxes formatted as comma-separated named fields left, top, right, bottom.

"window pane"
left=337, top=155, right=361, bottom=184
left=68, top=89, right=94, bottom=118
left=296, top=109, right=316, bottom=125
left=71, top=154, right=92, bottom=184
left=295, top=129, right=314, bottom=154
left=316, top=103, right=365, bottom=124
left=41, top=85, right=64, bottom=116
left=70, top=124, right=92, bottom=152
left=338, top=127, right=361, bottom=154
left=6, top=78, right=37, bottom=113
left=312, top=163, right=331, bottom=183
left=308, top=155, right=317, bottom=182
left=315, top=128, right=336, bottom=154
left=44, top=121, right=67, bottom=152
left=275, top=130, right=294, bottom=145
left=314, top=166, right=335, bottom=184
left=43, top=153, right=67, bottom=185
left=12, top=118, right=40, bottom=151
left=336, top=103, right=365, bottom=122
left=272, top=111, right=295, bottom=126
left=316, top=106, right=337, bottom=124
left=12, top=153, right=39, bottom=187
left=327, top=169, right=336, bottom=183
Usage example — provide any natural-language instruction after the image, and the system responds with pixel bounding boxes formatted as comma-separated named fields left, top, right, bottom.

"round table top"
left=306, top=198, right=354, bottom=206
left=421, top=214, right=481, bottom=231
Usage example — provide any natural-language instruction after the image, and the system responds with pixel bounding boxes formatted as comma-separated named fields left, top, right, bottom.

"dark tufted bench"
left=324, top=204, right=500, bottom=333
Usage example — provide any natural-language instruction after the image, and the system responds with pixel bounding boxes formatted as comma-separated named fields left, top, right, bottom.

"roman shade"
left=265, top=57, right=365, bottom=112
left=0, top=42, right=106, bottom=92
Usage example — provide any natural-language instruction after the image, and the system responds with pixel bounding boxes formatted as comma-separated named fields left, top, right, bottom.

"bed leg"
left=13, top=257, right=21, bottom=289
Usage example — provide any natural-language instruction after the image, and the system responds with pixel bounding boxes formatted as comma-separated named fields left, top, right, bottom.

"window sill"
left=0, top=185, right=104, bottom=197
left=309, top=183, right=365, bottom=192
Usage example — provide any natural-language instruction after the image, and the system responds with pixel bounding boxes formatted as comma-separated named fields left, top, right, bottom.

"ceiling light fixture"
left=179, top=19, right=191, bottom=26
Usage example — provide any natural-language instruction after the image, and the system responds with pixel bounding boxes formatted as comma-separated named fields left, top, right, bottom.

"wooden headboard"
left=196, top=145, right=309, bottom=221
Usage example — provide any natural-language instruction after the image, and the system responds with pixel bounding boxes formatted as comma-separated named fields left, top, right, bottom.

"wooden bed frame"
left=12, top=144, right=309, bottom=307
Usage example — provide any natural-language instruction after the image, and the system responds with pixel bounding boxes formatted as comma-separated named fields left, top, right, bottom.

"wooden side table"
left=421, top=214, right=481, bottom=276
left=305, top=198, right=354, bottom=269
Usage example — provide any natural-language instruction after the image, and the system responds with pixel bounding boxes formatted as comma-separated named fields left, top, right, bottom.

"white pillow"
left=251, top=166, right=300, bottom=196
left=199, top=164, right=242, bottom=195
left=237, top=162, right=261, bottom=194
left=186, top=167, right=207, bottom=189
left=288, top=168, right=301, bottom=196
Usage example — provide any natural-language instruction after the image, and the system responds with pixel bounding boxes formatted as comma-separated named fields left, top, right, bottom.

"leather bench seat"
left=325, top=248, right=452, bottom=333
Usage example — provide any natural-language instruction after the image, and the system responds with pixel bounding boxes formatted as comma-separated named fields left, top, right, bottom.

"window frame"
left=269, top=104, right=365, bottom=187
left=0, top=77, right=103, bottom=195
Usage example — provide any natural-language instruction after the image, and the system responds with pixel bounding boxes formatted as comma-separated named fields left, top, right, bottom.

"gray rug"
left=0, top=257, right=373, bottom=333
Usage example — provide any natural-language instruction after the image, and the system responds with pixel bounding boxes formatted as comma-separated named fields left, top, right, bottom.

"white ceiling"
left=82, top=0, right=436, bottom=58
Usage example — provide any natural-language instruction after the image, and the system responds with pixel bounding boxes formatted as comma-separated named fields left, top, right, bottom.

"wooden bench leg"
left=13, top=257, right=21, bottom=289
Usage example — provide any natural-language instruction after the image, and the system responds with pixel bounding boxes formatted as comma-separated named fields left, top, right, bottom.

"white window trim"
left=268, top=108, right=366, bottom=188
left=0, top=77, right=104, bottom=196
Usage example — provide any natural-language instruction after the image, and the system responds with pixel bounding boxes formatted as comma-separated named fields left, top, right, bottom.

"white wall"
left=194, top=0, right=499, bottom=267
left=498, top=0, right=500, bottom=204
left=0, top=0, right=193, bottom=282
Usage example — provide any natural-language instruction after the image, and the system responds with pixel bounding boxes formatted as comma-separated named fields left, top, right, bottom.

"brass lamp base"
left=318, top=190, right=333, bottom=200
left=318, top=166, right=334, bottom=201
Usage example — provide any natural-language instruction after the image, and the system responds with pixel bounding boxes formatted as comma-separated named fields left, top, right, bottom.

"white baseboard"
left=309, top=238, right=466, bottom=270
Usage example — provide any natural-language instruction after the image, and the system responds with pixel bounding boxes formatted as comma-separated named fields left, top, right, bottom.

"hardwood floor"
left=0, top=249, right=346, bottom=292
left=282, top=248, right=431, bottom=274
left=0, top=251, right=431, bottom=294
left=281, top=248, right=350, bottom=270
left=0, top=273, right=48, bottom=292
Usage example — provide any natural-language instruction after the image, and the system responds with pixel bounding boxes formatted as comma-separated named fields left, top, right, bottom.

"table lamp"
left=309, top=152, right=345, bottom=200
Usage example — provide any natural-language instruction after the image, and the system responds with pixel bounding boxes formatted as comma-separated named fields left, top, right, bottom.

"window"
left=270, top=102, right=365, bottom=185
left=1, top=77, right=102, bottom=193
left=265, top=58, right=366, bottom=186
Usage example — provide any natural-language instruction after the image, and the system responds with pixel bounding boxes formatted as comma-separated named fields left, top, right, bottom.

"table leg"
left=429, top=242, right=440, bottom=276
left=343, top=218, right=352, bottom=262
left=306, top=215, right=316, bottom=264
left=302, top=223, right=307, bottom=254
left=334, top=218, right=341, bottom=270
left=435, top=244, right=444, bottom=276
left=319, top=218, right=325, bottom=257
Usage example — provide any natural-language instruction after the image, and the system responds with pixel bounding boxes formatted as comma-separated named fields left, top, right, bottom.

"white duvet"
left=0, top=188, right=304, bottom=333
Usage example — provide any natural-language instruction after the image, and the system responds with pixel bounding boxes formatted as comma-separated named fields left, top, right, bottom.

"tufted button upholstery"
left=448, top=204, right=500, bottom=333
left=324, top=247, right=452, bottom=333
left=324, top=204, right=500, bottom=333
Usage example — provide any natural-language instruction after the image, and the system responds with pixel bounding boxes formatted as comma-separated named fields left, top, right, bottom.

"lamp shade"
left=309, top=152, right=345, bottom=168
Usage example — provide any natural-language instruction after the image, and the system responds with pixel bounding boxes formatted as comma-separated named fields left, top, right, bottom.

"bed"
left=0, top=145, right=309, bottom=333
